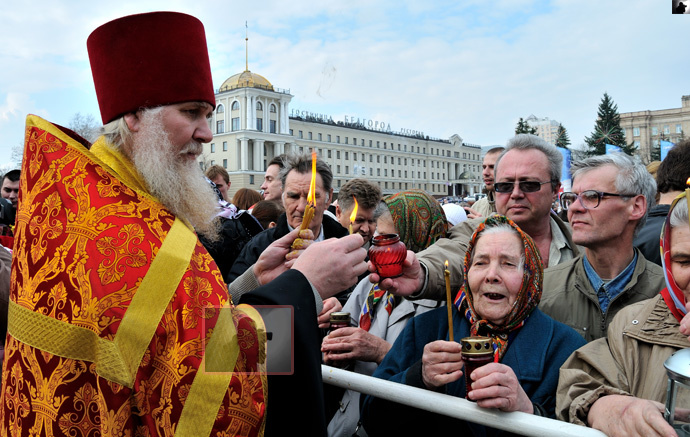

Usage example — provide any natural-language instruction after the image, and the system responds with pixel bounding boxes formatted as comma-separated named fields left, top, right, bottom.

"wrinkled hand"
left=321, top=327, right=392, bottom=365
left=464, top=207, right=482, bottom=220
left=293, top=234, right=367, bottom=299
left=253, top=228, right=314, bottom=285
left=421, top=340, right=464, bottom=390
left=467, top=363, right=533, bottom=413
left=369, top=251, right=424, bottom=297
left=317, top=297, right=342, bottom=329
left=588, top=395, right=675, bottom=437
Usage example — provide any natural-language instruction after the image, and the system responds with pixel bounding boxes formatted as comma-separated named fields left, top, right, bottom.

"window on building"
left=256, top=118, right=263, bottom=131
left=337, top=179, right=341, bottom=188
left=345, top=151, right=349, bottom=160
left=337, top=136, right=340, bottom=143
left=249, top=175, right=254, bottom=185
left=633, top=127, right=640, bottom=136
left=354, top=153, right=357, bottom=161
left=270, top=104, right=276, bottom=113
left=328, top=134, right=332, bottom=142
left=384, top=156, right=387, bottom=164
left=385, top=182, right=388, bottom=189
left=345, top=137, right=349, bottom=144
left=299, top=130, right=303, bottom=139
left=256, top=102, right=263, bottom=111
left=308, top=132, right=313, bottom=140
left=337, top=165, right=341, bottom=173
left=290, top=129, right=294, bottom=136
left=217, top=120, right=224, bottom=133
left=677, top=124, right=683, bottom=133
left=377, top=168, right=381, bottom=176
left=384, top=169, right=388, bottom=177
left=353, top=137, right=357, bottom=145
left=369, top=140, right=373, bottom=147
left=222, top=159, right=227, bottom=168
left=217, top=104, right=224, bottom=114
left=377, top=155, right=380, bottom=163
left=318, top=133, right=323, bottom=141
left=231, top=118, right=239, bottom=131
left=210, top=143, right=215, bottom=153
left=337, top=151, right=341, bottom=159
left=370, top=168, right=373, bottom=176
left=652, top=126, right=658, bottom=135
left=210, top=160, right=215, bottom=165
left=222, top=141, right=227, bottom=151
left=664, top=125, right=670, bottom=135
left=377, top=141, right=380, bottom=148
left=327, top=149, right=332, bottom=158
left=634, top=140, right=640, bottom=148
left=346, top=166, right=349, bottom=174
left=231, top=101, right=239, bottom=110
left=398, top=170, right=401, bottom=177
left=270, top=120, right=276, bottom=133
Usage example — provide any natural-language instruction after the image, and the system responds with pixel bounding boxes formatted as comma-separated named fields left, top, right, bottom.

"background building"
left=203, top=68, right=483, bottom=198
left=525, top=114, right=561, bottom=145
left=620, top=95, right=690, bottom=164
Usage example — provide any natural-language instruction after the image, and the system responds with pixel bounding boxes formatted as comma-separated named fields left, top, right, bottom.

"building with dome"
left=203, top=67, right=483, bottom=198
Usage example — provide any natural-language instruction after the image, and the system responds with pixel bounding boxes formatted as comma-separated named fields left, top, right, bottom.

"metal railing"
left=322, top=365, right=606, bottom=437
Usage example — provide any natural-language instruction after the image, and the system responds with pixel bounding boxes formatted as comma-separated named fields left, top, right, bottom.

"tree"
left=583, top=93, right=633, bottom=156
left=555, top=124, right=571, bottom=148
left=515, top=118, right=537, bottom=135
left=67, top=113, right=101, bottom=143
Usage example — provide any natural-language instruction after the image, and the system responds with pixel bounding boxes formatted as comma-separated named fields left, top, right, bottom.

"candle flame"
left=445, top=259, right=449, bottom=269
left=307, top=151, right=317, bottom=205
left=687, top=177, right=690, bottom=187
left=349, top=196, right=359, bottom=224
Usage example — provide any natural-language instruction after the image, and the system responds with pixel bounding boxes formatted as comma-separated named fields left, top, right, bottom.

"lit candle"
left=445, top=260, right=454, bottom=342
left=298, top=151, right=318, bottom=232
left=348, top=196, right=359, bottom=234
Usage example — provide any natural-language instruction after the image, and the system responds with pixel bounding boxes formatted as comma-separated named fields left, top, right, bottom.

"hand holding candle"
left=292, top=151, right=317, bottom=250
left=445, top=260, right=454, bottom=343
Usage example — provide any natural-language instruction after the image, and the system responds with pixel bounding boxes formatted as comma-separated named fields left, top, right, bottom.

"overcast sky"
left=0, top=0, right=686, bottom=168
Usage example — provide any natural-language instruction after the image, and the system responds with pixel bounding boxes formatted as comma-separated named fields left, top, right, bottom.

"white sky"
left=0, top=0, right=686, bottom=168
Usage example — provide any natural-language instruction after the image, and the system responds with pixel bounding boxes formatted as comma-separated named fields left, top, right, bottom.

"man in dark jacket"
left=228, top=152, right=349, bottom=284
left=634, top=139, right=690, bottom=266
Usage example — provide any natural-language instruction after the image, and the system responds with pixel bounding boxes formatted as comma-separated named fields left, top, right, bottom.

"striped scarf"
left=359, top=284, right=396, bottom=332
left=661, top=193, right=690, bottom=322
left=453, top=215, right=543, bottom=361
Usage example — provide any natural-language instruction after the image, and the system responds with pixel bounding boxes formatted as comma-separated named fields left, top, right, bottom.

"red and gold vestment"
left=0, top=115, right=267, bottom=436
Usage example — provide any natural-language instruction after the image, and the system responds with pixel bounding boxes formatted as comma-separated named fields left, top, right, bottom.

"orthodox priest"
left=0, top=12, right=366, bottom=437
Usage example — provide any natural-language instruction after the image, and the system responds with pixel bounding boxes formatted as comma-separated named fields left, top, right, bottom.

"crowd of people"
left=0, top=9, right=689, bottom=437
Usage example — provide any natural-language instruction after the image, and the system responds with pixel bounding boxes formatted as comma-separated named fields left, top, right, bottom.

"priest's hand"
left=421, top=340, right=464, bottom=391
left=254, top=228, right=314, bottom=285
left=588, top=395, right=675, bottom=437
left=321, top=327, right=392, bottom=364
left=370, top=251, right=424, bottom=297
left=292, top=233, right=367, bottom=299
left=467, top=363, right=533, bottom=414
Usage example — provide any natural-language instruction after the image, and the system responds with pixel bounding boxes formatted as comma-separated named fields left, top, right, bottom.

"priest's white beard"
left=131, top=109, right=220, bottom=242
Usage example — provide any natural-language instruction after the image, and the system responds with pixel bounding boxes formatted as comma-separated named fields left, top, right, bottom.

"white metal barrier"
left=322, top=365, right=606, bottom=437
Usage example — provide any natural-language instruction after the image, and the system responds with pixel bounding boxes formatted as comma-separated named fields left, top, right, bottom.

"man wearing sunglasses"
left=540, top=153, right=664, bottom=341
left=371, top=134, right=581, bottom=302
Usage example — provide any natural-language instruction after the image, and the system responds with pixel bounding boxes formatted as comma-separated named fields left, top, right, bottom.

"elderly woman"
left=322, top=190, right=448, bottom=437
left=361, top=216, right=585, bottom=436
left=557, top=194, right=690, bottom=437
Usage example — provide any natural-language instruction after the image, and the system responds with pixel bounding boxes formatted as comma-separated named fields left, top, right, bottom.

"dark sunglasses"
left=494, top=181, right=550, bottom=193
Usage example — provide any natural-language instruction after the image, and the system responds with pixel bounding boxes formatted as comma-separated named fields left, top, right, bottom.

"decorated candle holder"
left=368, top=233, right=407, bottom=279
left=461, top=336, right=494, bottom=399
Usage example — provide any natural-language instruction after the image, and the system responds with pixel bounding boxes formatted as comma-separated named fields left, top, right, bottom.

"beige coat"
left=557, top=294, right=690, bottom=425
left=471, top=191, right=496, bottom=217
left=541, top=249, right=665, bottom=341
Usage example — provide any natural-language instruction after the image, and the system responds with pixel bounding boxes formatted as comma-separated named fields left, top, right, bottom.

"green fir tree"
left=515, top=117, right=537, bottom=135
left=554, top=124, right=571, bottom=148
left=583, top=93, right=632, bottom=156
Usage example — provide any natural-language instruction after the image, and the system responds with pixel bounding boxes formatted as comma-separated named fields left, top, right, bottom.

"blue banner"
left=559, top=147, right=572, bottom=193
left=605, top=144, right=622, bottom=154
left=660, top=140, right=675, bottom=161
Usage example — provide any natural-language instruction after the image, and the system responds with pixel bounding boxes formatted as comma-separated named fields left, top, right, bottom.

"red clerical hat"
left=87, top=12, right=216, bottom=124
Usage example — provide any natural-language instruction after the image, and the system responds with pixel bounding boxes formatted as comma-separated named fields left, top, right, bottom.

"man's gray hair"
left=495, top=134, right=563, bottom=191
left=571, top=153, right=657, bottom=236
left=101, top=107, right=163, bottom=150
left=280, top=152, right=333, bottom=194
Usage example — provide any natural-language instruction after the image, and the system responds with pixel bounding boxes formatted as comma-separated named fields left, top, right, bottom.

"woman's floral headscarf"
left=660, top=192, right=690, bottom=322
left=359, top=190, right=449, bottom=331
left=384, top=189, right=448, bottom=253
left=453, top=215, right=543, bottom=361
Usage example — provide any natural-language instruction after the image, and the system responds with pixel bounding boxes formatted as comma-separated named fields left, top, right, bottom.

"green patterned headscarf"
left=384, top=189, right=448, bottom=253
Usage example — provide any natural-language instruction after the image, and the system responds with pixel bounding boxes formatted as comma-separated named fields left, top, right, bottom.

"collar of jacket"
left=622, top=294, right=689, bottom=349
left=273, top=212, right=349, bottom=240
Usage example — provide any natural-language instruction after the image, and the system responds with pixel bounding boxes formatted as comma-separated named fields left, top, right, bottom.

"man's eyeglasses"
left=494, top=181, right=550, bottom=194
left=560, top=190, right=633, bottom=210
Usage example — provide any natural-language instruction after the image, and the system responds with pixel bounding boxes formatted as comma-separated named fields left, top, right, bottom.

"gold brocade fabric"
left=0, top=115, right=267, bottom=436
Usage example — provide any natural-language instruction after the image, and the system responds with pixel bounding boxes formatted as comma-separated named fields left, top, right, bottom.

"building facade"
left=525, top=114, right=560, bottom=145
left=620, top=95, right=690, bottom=164
left=203, top=69, right=483, bottom=198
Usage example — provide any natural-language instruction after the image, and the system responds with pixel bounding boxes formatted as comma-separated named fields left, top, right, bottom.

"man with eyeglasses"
left=370, top=134, right=580, bottom=302
left=540, top=153, right=664, bottom=341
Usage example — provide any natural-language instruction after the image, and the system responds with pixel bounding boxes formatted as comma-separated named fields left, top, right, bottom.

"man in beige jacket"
left=557, top=194, right=690, bottom=437
left=540, top=153, right=664, bottom=341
